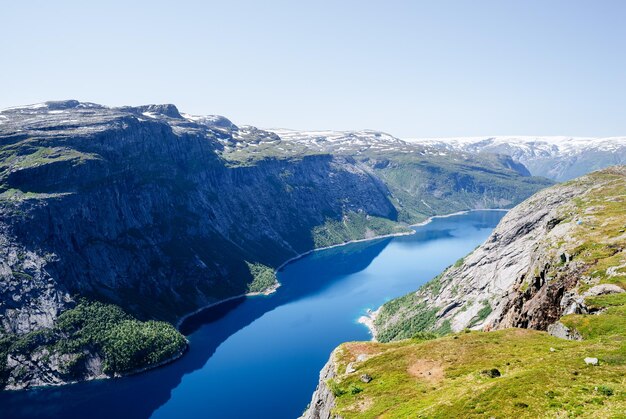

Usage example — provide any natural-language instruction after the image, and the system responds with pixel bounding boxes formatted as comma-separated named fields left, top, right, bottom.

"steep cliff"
left=375, top=166, right=626, bottom=341
left=0, top=100, right=550, bottom=389
left=310, top=167, right=626, bottom=418
left=301, top=352, right=338, bottom=419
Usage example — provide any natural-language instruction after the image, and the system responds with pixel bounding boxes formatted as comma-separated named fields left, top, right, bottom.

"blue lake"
left=0, top=210, right=505, bottom=419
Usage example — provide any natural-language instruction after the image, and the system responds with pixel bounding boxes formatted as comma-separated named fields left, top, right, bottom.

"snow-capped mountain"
left=264, top=128, right=434, bottom=155
left=405, top=136, right=626, bottom=181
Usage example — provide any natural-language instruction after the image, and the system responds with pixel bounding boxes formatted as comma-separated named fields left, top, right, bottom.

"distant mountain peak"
left=405, top=136, right=626, bottom=181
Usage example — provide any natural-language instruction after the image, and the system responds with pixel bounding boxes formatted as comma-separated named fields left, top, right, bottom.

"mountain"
left=0, top=101, right=550, bottom=389
left=303, top=166, right=626, bottom=418
left=406, top=136, right=626, bottom=181
left=263, top=129, right=547, bottom=222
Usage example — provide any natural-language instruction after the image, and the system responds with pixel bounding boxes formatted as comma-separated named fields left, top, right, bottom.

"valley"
left=0, top=101, right=549, bottom=390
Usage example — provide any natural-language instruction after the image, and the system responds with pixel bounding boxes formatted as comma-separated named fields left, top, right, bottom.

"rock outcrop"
left=375, top=166, right=626, bottom=341
left=306, top=166, right=626, bottom=417
left=300, top=352, right=338, bottom=419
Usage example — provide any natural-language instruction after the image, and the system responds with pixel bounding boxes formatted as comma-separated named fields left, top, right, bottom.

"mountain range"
left=405, top=136, right=626, bottom=181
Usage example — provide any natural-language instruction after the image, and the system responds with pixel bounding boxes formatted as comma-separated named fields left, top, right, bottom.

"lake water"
left=0, top=210, right=505, bottom=419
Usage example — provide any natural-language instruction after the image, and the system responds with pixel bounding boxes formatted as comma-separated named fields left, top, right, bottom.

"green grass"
left=375, top=298, right=440, bottom=343
left=328, top=329, right=626, bottom=418
left=468, top=300, right=493, bottom=328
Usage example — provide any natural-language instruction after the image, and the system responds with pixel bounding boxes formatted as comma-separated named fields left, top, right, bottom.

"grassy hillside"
left=327, top=326, right=625, bottom=418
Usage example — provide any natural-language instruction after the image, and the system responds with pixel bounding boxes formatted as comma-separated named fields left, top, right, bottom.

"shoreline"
left=357, top=307, right=380, bottom=341
left=176, top=208, right=510, bottom=332
left=175, top=230, right=414, bottom=331
left=409, top=208, right=509, bottom=227
left=175, top=282, right=280, bottom=330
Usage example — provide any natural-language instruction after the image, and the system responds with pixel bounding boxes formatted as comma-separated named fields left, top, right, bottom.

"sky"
left=1, top=0, right=625, bottom=137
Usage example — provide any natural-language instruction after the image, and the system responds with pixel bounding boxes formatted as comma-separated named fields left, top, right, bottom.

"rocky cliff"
left=0, top=100, right=550, bottom=389
left=375, top=166, right=626, bottom=340
left=301, top=352, right=338, bottom=419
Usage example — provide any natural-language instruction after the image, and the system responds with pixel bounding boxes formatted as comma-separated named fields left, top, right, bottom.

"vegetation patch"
left=245, top=262, right=278, bottom=293
left=468, top=300, right=493, bottom=328
left=375, top=301, right=439, bottom=343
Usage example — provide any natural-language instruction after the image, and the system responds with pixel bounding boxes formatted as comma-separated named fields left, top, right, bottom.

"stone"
left=481, top=368, right=501, bottom=378
left=345, top=362, right=356, bottom=374
left=584, top=284, right=625, bottom=297
left=356, top=354, right=369, bottom=362
left=547, top=322, right=583, bottom=341
left=360, top=373, right=373, bottom=383
left=584, top=357, right=599, bottom=366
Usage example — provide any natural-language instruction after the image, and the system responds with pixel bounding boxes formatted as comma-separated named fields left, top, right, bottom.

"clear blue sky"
left=1, top=1, right=625, bottom=137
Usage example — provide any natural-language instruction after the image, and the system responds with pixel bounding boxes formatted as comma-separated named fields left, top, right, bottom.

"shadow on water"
left=0, top=238, right=393, bottom=419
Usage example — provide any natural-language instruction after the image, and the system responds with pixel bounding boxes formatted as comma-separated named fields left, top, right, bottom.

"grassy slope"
left=327, top=167, right=626, bottom=418
left=329, top=328, right=625, bottom=418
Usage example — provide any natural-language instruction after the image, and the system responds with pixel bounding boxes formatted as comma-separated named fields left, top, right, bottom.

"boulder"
left=345, top=363, right=356, bottom=374
left=584, top=284, right=625, bottom=297
left=547, top=321, right=583, bottom=341
left=481, top=368, right=501, bottom=378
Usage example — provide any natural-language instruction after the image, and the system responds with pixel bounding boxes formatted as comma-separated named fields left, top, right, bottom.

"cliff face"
left=0, top=102, right=400, bottom=334
left=375, top=166, right=626, bottom=342
left=300, top=353, right=338, bottom=419
left=0, top=100, right=550, bottom=389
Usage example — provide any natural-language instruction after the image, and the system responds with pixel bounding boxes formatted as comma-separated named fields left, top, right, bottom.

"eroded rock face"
left=5, top=350, right=106, bottom=390
left=0, top=233, right=72, bottom=335
left=547, top=321, right=582, bottom=341
left=300, top=352, right=338, bottom=419
left=375, top=166, right=626, bottom=340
